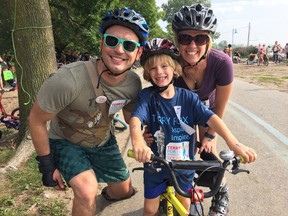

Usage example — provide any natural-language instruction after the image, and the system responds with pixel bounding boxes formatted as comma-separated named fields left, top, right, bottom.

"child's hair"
left=142, top=54, right=182, bottom=83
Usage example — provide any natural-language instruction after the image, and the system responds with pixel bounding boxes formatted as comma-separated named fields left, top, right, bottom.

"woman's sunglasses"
left=177, top=34, right=208, bottom=46
left=103, top=34, right=140, bottom=53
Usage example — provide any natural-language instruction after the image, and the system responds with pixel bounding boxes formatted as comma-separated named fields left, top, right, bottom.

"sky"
left=156, top=0, right=288, bottom=47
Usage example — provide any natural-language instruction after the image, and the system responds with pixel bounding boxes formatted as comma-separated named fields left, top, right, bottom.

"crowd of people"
left=26, top=4, right=258, bottom=216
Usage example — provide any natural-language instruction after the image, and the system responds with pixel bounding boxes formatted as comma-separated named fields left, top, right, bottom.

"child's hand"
left=230, top=143, right=257, bottom=163
left=132, top=144, right=153, bottom=163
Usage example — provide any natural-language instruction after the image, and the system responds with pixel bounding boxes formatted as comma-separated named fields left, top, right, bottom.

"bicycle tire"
left=11, top=108, right=19, bottom=120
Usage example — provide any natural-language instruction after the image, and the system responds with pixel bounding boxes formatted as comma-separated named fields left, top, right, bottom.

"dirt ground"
left=233, top=62, right=288, bottom=92
left=0, top=62, right=287, bottom=214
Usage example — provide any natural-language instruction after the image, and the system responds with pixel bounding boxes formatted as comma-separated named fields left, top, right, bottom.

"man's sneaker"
left=208, top=183, right=229, bottom=216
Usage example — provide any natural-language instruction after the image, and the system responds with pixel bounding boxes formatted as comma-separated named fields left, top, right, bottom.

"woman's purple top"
left=174, top=48, right=234, bottom=109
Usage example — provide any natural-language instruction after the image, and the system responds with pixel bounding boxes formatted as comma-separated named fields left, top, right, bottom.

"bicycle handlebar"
left=127, top=149, right=249, bottom=199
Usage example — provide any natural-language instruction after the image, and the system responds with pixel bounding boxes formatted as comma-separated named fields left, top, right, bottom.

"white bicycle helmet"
left=172, top=4, right=217, bottom=34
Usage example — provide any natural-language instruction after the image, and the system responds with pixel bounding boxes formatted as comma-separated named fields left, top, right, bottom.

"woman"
left=144, top=4, right=234, bottom=216
left=132, top=38, right=256, bottom=216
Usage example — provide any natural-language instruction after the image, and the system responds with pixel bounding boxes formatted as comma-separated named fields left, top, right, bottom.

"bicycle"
left=0, top=90, right=19, bottom=138
left=127, top=149, right=250, bottom=216
left=112, top=113, right=128, bottom=131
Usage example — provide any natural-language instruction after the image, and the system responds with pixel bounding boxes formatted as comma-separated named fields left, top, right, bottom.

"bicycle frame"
left=0, top=91, right=20, bottom=131
left=160, top=185, right=190, bottom=216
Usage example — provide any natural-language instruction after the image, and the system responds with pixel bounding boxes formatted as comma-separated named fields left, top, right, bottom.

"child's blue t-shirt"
left=131, top=86, right=214, bottom=160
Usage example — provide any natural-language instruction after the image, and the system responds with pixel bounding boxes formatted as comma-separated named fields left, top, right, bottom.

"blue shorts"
left=143, top=163, right=195, bottom=199
left=49, top=134, right=130, bottom=185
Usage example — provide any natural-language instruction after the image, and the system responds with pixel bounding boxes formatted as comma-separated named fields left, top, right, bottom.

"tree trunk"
left=4, top=0, right=56, bottom=171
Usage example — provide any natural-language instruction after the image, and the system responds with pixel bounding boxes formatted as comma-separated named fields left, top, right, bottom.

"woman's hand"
left=197, top=136, right=215, bottom=154
left=142, top=126, right=154, bottom=146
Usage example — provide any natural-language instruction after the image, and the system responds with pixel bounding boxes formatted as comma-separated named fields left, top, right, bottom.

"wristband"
left=36, top=154, right=58, bottom=187
left=204, top=132, right=216, bottom=141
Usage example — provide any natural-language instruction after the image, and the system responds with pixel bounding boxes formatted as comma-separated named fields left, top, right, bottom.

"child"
left=129, top=38, right=257, bottom=216
left=2, top=65, right=16, bottom=91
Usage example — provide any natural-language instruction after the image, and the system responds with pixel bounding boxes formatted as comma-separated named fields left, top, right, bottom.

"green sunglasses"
left=103, top=34, right=140, bottom=53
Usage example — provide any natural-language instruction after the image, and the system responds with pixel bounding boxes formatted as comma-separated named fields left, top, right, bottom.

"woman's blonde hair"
left=142, top=54, right=182, bottom=83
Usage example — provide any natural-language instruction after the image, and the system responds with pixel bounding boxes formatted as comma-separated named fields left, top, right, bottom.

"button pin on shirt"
left=96, top=96, right=107, bottom=103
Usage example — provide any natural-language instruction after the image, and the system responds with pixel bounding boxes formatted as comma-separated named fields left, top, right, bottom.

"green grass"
left=0, top=153, right=68, bottom=216
left=256, top=75, right=284, bottom=85
left=0, top=148, right=15, bottom=164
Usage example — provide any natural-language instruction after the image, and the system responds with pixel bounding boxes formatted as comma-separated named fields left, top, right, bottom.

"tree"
left=48, top=0, right=164, bottom=55
left=162, top=0, right=211, bottom=23
left=1, top=0, right=57, bottom=172
left=0, top=0, right=13, bottom=54
left=49, top=0, right=119, bottom=56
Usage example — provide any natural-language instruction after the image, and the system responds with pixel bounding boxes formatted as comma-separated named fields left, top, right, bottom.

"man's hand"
left=36, top=154, right=58, bottom=187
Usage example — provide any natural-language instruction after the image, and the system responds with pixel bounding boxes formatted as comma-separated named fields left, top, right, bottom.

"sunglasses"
left=177, top=34, right=208, bottom=46
left=103, top=34, right=140, bottom=53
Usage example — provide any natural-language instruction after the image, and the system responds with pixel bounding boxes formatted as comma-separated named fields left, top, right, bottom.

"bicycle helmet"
left=172, top=4, right=217, bottom=34
left=100, top=7, right=149, bottom=46
left=140, top=38, right=179, bottom=66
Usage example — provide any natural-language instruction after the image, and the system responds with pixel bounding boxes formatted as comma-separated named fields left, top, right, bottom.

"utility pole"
left=232, top=29, right=237, bottom=46
left=247, top=22, right=250, bottom=47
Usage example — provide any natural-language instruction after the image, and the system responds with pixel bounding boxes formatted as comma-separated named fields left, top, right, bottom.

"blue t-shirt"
left=132, top=86, right=214, bottom=198
left=132, top=86, right=214, bottom=160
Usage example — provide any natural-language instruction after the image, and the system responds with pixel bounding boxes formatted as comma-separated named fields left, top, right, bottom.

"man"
left=272, top=41, right=282, bottom=64
left=29, top=8, right=149, bottom=216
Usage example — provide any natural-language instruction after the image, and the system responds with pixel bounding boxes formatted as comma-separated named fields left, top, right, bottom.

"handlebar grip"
left=127, top=149, right=135, bottom=158
left=238, top=155, right=245, bottom=163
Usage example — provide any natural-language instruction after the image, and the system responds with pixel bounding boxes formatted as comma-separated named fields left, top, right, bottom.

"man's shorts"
left=49, top=134, right=130, bottom=185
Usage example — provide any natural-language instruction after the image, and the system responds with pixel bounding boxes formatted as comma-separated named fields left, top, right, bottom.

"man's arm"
left=29, top=100, right=55, bottom=156
left=29, top=101, right=65, bottom=189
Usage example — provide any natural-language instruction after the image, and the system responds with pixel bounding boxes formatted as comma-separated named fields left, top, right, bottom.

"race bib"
left=108, top=99, right=130, bottom=114
left=166, top=141, right=190, bottom=161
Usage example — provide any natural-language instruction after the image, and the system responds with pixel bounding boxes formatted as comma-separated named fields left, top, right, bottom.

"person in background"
left=227, top=44, right=233, bottom=58
left=131, top=38, right=257, bottom=216
left=2, top=64, right=17, bottom=90
left=258, top=48, right=264, bottom=66
left=272, top=41, right=282, bottom=64
left=284, top=43, right=288, bottom=62
left=0, top=57, right=7, bottom=91
left=29, top=7, right=149, bottom=216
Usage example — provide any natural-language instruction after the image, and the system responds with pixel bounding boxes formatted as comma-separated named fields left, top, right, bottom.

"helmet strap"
left=185, top=45, right=209, bottom=68
left=152, top=78, right=174, bottom=93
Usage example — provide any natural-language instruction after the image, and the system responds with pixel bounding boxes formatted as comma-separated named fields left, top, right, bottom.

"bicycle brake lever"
left=132, top=167, right=145, bottom=172
left=230, top=168, right=250, bottom=175
left=132, top=166, right=161, bottom=173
